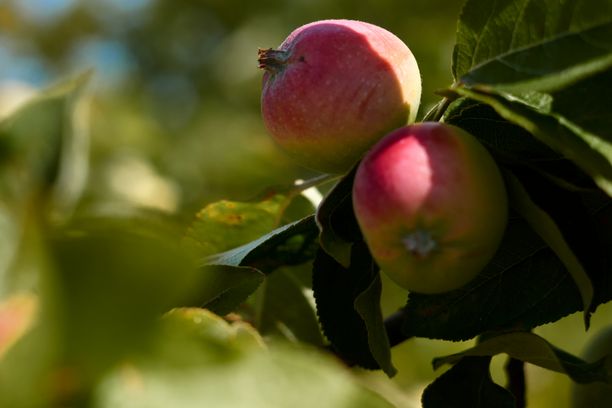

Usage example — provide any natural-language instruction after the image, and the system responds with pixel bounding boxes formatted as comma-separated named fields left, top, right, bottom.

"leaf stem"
left=293, top=173, right=340, bottom=192
left=423, top=96, right=453, bottom=122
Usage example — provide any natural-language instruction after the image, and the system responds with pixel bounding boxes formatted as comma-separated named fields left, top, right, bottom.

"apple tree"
left=0, top=0, right=611, bottom=407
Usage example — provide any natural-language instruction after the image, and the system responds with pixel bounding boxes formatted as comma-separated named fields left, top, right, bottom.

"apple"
left=571, top=326, right=612, bottom=407
left=352, top=123, right=508, bottom=294
left=259, top=19, right=421, bottom=174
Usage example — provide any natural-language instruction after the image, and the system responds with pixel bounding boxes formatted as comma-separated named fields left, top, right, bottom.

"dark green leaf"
left=203, top=215, right=319, bottom=271
left=195, top=216, right=318, bottom=318
left=422, top=357, right=515, bottom=408
left=504, top=171, right=593, bottom=326
left=0, top=72, right=91, bottom=214
left=453, top=0, right=612, bottom=80
left=313, top=242, right=395, bottom=374
left=251, top=267, right=324, bottom=346
left=195, top=265, right=264, bottom=316
left=0, top=293, right=37, bottom=359
left=433, top=332, right=611, bottom=384
left=315, top=167, right=361, bottom=268
left=461, top=21, right=612, bottom=92
left=452, top=80, right=612, bottom=196
left=443, top=98, right=597, bottom=192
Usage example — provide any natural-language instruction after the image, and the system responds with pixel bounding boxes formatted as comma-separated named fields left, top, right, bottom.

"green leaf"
left=186, top=194, right=291, bottom=257
left=195, top=265, right=264, bottom=316
left=251, top=267, right=324, bottom=346
left=315, top=167, right=361, bottom=268
left=401, top=197, right=612, bottom=341
left=0, top=72, right=91, bottom=213
left=185, top=175, right=322, bottom=259
left=442, top=97, right=597, bottom=192
left=203, top=215, right=319, bottom=271
left=504, top=171, right=593, bottom=326
left=0, top=204, right=20, bottom=293
left=194, top=217, right=318, bottom=314
left=433, top=332, right=611, bottom=384
left=354, top=274, right=397, bottom=376
left=45, top=217, right=201, bottom=389
left=452, top=78, right=612, bottom=197
left=453, top=0, right=612, bottom=80
left=312, top=242, right=396, bottom=375
left=461, top=21, right=612, bottom=92
left=94, top=308, right=394, bottom=408
left=422, top=357, right=515, bottom=408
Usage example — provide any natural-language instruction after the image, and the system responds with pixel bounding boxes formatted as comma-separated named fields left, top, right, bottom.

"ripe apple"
left=259, top=19, right=421, bottom=174
left=352, top=123, right=508, bottom=294
left=571, top=326, right=612, bottom=407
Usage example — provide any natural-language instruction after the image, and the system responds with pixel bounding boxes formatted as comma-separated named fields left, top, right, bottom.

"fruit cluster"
left=259, top=19, right=508, bottom=294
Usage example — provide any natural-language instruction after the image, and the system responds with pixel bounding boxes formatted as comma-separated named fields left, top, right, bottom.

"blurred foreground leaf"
left=0, top=293, right=37, bottom=359
left=93, top=308, right=393, bottom=408
left=44, top=217, right=200, bottom=402
left=0, top=72, right=90, bottom=213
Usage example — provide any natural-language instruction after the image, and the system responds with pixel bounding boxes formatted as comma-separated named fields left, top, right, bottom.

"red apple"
left=259, top=19, right=421, bottom=173
left=352, top=123, right=508, bottom=294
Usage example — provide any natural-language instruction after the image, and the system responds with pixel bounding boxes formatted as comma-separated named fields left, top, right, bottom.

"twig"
left=506, top=357, right=526, bottom=408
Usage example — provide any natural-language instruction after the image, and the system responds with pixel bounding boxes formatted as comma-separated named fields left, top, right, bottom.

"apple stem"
left=258, top=48, right=290, bottom=74
left=402, top=230, right=436, bottom=257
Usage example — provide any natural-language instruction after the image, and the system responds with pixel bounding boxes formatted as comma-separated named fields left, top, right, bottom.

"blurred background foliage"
left=0, top=0, right=461, bottom=218
left=2, top=1, right=610, bottom=407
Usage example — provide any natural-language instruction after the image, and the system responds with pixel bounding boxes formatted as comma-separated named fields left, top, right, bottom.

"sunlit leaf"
left=453, top=0, right=612, bottom=80
left=460, top=21, right=612, bottom=92
left=186, top=194, right=290, bottom=257
left=0, top=72, right=91, bottom=213
left=94, top=308, right=394, bottom=408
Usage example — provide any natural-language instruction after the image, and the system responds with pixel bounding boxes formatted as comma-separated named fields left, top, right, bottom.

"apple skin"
left=352, top=123, right=508, bottom=294
left=259, top=19, right=421, bottom=174
left=571, top=326, right=612, bottom=408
